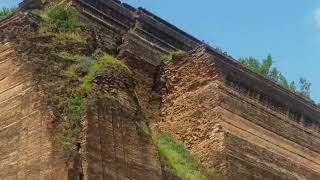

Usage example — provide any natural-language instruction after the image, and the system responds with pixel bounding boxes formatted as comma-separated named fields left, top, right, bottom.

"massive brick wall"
left=158, top=46, right=320, bottom=179
left=71, top=0, right=199, bottom=179
left=2, top=0, right=320, bottom=179
left=0, top=42, right=69, bottom=179
left=79, top=76, right=163, bottom=179
left=0, top=0, right=199, bottom=179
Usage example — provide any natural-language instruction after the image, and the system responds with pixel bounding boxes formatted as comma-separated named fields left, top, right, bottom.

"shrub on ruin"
left=38, top=4, right=81, bottom=31
left=35, top=3, right=86, bottom=45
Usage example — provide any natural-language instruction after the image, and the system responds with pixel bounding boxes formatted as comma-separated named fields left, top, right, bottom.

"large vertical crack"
left=77, top=143, right=84, bottom=180
left=97, top=101, right=105, bottom=180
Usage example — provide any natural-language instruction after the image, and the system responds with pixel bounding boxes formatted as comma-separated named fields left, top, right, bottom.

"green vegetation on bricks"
left=37, top=3, right=81, bottom=30
left=154, top=132, right=216, bottom=180
left=54, top=50, right=130, bottom=148
left=136, top=122, right=217, bottom=180
left=34, top=3, right=86, bottom=149
left=36, top=3, right=85, bottom=44
left=80, top=50, right=131, bottom=92
left=34, top=3, right=130, bottom=150
left=160, top=50, right=186, bottom=63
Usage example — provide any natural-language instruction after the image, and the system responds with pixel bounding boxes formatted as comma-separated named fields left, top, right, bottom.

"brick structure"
left=158, top=46, right=320, bottom=179
left=0, top=0, right=319, bottom=179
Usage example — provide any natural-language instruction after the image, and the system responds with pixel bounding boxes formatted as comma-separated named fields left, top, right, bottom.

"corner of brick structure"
left=158, top=45, right=320, bottom=179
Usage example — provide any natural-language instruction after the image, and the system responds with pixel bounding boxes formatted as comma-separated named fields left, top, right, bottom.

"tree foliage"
left=239, top=55, right=312, bottom=98
left=0, top=7, right=15, bottom=17
left=298, top=78, right=311, bottom=97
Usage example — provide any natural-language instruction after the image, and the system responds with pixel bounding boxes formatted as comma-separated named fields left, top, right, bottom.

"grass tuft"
left=153, top=132, right=217, bottom=180
left=160, top=50, right=186, bottom=63
left=57, top=51, right=88, bottom=62
left=136, top=122, right=217, bottom=179
left=137, top=121, right=151, bottom=136
left=80, top=51, right=130, bottom=93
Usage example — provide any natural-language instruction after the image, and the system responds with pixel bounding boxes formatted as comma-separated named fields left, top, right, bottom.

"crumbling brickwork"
left=159, top=46, right=320, bottom=179
left=0, top=0, right=197, bottom=179
left=0, top=42, right=68, bottom=179
left=1, top=0, right=320, bottom=179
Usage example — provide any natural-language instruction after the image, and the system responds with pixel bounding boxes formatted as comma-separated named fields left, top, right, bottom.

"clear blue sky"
left=3, top=0, right=320, bottom=103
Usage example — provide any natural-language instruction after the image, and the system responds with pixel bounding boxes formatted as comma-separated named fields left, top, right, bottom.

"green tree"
left=278, top=73, right=289, bottom=87
left=0, top=7, right=15, bottom=17
left=239, top=54, right=273, bottom=76
left=269, top=68, right=280, bottom=81
left=288, top=81, right=297, bottom=92
left=239, top=54, right=312, bottom=99
left=260, top=54, right=273, bottom=75
left=298, top=78, right=311, bottom=98
left=239, top=57, right=261, bottom=74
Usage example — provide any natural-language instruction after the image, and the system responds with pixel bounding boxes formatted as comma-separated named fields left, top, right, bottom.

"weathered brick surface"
left=2, top=0, right=320, bottom=179
left=159, top=46, right=320, bottom=179
left=81, top=99, right=163, bottom=180
left=0, top=42, right=68, bottom=180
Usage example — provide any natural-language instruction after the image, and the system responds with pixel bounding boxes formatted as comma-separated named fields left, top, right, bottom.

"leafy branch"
left=239, top=54, right=312, bottom=98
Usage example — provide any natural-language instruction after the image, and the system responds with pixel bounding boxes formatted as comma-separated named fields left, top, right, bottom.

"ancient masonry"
left=1, top=0, right=320, bottom=179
